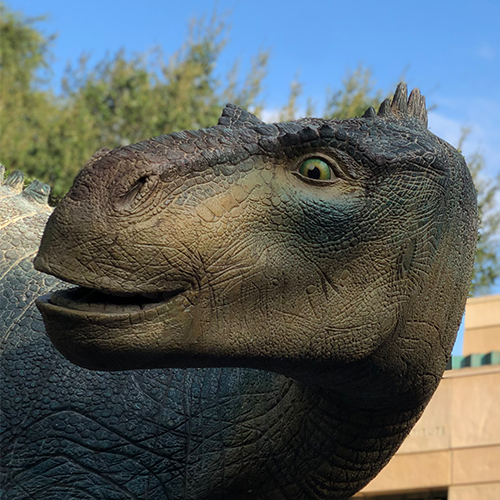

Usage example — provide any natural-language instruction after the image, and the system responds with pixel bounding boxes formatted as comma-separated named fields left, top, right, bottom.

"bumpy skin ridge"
left=1, top=84, right=477, bottom=500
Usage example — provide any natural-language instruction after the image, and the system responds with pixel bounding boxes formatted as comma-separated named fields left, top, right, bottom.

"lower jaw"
left=35, top=291, right=197, bottom=371
left=36, top=284, right=195, bottom=321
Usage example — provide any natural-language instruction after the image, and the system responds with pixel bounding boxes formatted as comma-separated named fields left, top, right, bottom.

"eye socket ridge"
left=292, top=155, right=340, bottom=185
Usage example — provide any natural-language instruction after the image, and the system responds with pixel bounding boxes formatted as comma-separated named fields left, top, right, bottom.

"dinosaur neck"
left=222, top=370, right=424, bottom=500
left=273, top=381, right=423, bottom=500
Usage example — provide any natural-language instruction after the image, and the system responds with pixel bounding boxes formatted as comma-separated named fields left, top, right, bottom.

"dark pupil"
left=308, top=165, right=321, bottom=179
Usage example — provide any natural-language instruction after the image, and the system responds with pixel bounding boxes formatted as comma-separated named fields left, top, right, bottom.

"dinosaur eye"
left=297, top=158, right=333, bottom=181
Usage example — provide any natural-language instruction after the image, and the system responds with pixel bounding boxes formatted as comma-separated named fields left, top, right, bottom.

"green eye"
left=298, top=158, right=333, bottom=181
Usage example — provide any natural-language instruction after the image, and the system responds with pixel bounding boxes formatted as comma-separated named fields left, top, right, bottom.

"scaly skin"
left=2, top=84, right=477, bottom=499
left=1, top=171, right=326, bottom=500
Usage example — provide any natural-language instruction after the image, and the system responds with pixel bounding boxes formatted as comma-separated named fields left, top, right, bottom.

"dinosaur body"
left=2, top=85, right=477, bottom=499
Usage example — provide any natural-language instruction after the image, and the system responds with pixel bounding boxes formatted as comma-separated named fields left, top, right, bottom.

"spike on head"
left=362, top=107, right=377, bottom=118
left=391, top=83, right=408, bottom=116
left=408, top=88, right=428, bottom=128
left=377, top=98, right=393, bottom=118
left=218, top=104, right=265, bottom=128
left=365, top=83, right=428, bottom=128
left=22, top=180, right=51, bottom=205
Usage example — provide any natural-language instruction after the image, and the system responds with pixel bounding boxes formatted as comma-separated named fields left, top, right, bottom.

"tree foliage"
left=0, top=3, right=498, bottom=295
left=323, top=65, right=385, bottom=119
left=1, top=7, right=268, bottom=198
left=0, top=3, right=58, bottom=182
left=458, top=131, right=500, bottom=295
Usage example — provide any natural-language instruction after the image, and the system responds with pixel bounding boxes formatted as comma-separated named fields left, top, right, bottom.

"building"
left=354, top=294, right=500, bottom=500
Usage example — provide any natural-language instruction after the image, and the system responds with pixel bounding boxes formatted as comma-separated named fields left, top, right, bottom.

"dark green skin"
left=1, top=84, right=477, bottom=499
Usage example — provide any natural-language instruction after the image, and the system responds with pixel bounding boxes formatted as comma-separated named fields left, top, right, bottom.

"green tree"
left=458, top=130, right=500, bottom=295
left=323, top=65, right=384, bottom=119
left=278, top=78, right=303, bottom=121
left=0, top=3, right=58, bottom=176
left=277, top=65, right=385, bottom=121
left=1, top=6, right=268, bottom=198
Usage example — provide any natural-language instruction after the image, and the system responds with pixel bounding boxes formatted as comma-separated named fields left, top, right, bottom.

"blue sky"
left=7, top=0, right=499, bottom=175
left=6, top=0, right=500, bottom=353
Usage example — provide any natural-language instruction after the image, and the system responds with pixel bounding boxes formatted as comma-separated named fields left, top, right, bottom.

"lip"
left=35, top=284, right=193, bottom=324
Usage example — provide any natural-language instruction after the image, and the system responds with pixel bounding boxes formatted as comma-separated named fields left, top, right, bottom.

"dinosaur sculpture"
left=1, top=84, right=477, bottom=499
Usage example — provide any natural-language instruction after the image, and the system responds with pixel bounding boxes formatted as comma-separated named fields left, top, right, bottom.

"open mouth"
left=37, top=285, right=190, bottom=320
left=35, top=282, right=197, bottom=370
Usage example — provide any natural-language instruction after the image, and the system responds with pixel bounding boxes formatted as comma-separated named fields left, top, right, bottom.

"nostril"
left=68, top=178, right=91, bottom=202
left=118, top=176, right=147, bottom=207
left=116, top=174, right=158, bottom=210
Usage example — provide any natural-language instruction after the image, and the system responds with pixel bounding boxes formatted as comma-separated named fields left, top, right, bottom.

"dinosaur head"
left=35, top=84, right=477, bottom=406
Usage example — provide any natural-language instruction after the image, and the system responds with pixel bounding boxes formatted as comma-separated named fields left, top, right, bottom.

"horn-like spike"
left=408, top=88, right=428, bottom=128
left=362, top=106, right=377, bottom=118
left=218, top=104, right=265, bottom=128
left=22, top=180, right=51, bottom=205
left=391, top=83, right=408, bottom=116
left=4, top=170, right=24, bottom=192
left=377, top=98, right=392, bottom=117
left=376, top=84, right=428, bottom=128
left=407, top=88, right=420, bottom=115
left=420, top=95, right=428, bottom=128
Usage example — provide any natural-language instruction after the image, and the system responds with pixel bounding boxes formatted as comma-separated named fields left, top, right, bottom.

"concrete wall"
left=463, top=294, right=500, bottom=356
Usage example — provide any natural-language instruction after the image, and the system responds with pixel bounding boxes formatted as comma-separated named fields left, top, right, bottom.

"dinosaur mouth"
left=35, top=283, right=198, bottom=370
left=36, top=284, right=190, bottom=321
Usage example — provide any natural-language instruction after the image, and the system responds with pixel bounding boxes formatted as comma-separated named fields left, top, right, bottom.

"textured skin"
left=0, top=172, right=306, bottom=500
left=2, top=84, right=477, bottom=499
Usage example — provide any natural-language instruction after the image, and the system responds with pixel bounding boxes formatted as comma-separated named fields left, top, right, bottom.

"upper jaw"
left=34, top=243, right=194, bottom=320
